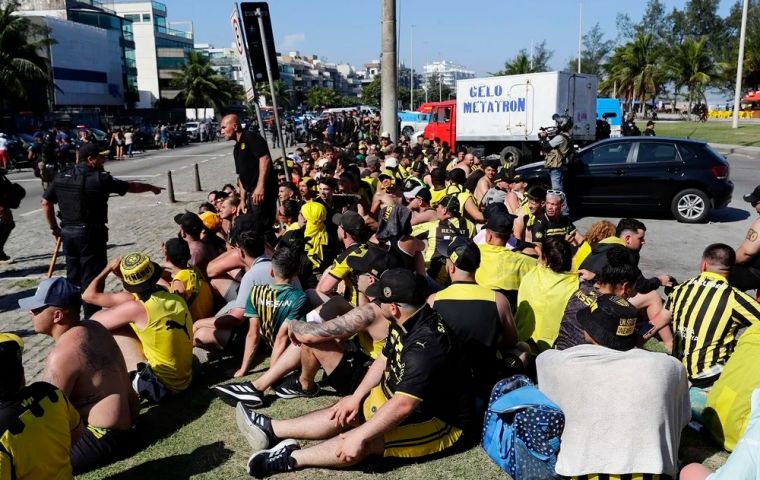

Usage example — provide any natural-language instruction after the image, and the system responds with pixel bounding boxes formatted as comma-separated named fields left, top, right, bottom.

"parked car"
left=515, top=137, right=734, bottom=223
left=185, top=122, right=200, bottom=142
left=398, top=111, right=430, bottom=138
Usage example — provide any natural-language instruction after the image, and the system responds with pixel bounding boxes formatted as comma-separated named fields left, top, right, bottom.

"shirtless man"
left=174, top=211, right=216, bottom=274
left=454, top=152, right=474, bottom=176
left=19, top=277, right=137, bottom=474
left=474, top=160, right=498, bottom=205
left=731, top=185, right=760, bottom=292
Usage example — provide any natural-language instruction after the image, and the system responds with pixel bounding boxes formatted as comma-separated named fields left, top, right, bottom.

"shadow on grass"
left=103, top=441, right=233, bottom=479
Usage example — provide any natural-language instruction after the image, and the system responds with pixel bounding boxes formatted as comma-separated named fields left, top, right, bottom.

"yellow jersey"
left=172, top=267, right=214, bottom=321
left=475, top=244, right=537, bottom=292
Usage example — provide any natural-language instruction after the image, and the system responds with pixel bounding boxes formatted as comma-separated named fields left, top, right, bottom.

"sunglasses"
left=546, top=189, right=566, bottom=199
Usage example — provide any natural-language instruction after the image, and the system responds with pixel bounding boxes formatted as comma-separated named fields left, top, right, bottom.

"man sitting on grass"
left=160, top=238, right=215, bottom=321
left=83, top=253, right=193, bottom=403
left=19, top=277, right=138, bottom=474
left=236, top=269, right=475, bottom=478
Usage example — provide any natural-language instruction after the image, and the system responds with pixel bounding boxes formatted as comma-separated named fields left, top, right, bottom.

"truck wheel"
left=500, top=146, right=522, bottom=168
left=402, top=126, right=414, bottom=138
left=671, top=188, right=710, bottom=223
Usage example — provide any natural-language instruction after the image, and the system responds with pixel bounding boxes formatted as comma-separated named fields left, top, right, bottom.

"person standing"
left=643, top=120, right=656, bottom=136
left=41, top=143, right=163, bottom=317
left=221, top=114, right=278, bottom=227
left=0, top=132, right=7, bottom=169
left=124, top=128, right=134, bottom=158
left=539, top=115, right=573, bottom=216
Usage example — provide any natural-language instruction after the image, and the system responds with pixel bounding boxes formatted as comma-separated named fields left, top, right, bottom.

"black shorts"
left=730, top=265, right=760, bottom=292
left=224, top=318, right=250, bottom=355
left=72, top=424, right=132, bottom=474
left=323, top=343, right=373, bottom=396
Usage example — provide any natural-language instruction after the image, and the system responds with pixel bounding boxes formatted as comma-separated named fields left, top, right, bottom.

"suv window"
left=582, top=142, right=632, bottom=166
left=637, top=142, right=679, bottom=163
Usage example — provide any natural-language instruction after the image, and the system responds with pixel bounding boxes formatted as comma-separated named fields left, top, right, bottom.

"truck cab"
left=423, top=100, right=456, bottom=149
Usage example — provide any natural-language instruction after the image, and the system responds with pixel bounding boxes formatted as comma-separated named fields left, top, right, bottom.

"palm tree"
left=171, top=51, right=232, bottom=119
left=667, top=36, right=723, bottom=120
left=257, top=80, right=292, bottom=109
left=601, top=33, right=663, bottom=114
left=503, top=53, right=531, bottom=75
left=0, top=1, right=53, bottom=122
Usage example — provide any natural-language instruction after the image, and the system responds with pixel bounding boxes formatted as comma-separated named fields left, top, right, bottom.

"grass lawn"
left=655, top=121, right=760, bottom=147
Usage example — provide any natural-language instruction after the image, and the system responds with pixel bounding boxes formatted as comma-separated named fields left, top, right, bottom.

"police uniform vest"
left=53, top=165, right=94, bottom=226
left=544, top=132, right=572, bottom=169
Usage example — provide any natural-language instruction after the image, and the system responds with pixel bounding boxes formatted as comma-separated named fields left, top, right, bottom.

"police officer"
left=621, top=113, right=641, bottom=136
left=539, top=114, right=573, bottom=215
left=41, top=143, right=163, bottom=316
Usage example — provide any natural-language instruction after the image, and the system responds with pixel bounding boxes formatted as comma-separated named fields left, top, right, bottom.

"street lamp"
left=732, top=0, right=749, bottom=129
left=410, top=24, right=415, bottom=110
left=577, top=0, right=582, bottom=73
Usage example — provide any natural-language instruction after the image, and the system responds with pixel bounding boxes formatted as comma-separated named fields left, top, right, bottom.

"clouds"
left=281, top=33, right=305, bottom=51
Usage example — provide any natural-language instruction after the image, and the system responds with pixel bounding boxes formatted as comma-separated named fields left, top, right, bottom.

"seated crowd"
left=6, top=128, right=760, bottom=480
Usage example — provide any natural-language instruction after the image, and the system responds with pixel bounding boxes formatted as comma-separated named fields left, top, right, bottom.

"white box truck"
left=423, top=71, right=598, bottom=165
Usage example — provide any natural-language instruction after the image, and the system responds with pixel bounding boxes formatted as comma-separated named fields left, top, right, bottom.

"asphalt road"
left=6, top=141, right=759, bottom=287
left=6, top=140, right=235, bottom=216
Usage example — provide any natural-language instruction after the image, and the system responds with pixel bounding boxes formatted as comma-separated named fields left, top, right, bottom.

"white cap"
left=380, top=131, right=391, bottom=139
left=384, top=156, right=398, bottom=168
left=317, top=158, right=330, bottom=168
left=404, top=185, right=424, bottom=199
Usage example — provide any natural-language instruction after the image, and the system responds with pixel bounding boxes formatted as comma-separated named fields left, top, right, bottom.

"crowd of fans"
left=5, top=115, right=760, bottom=480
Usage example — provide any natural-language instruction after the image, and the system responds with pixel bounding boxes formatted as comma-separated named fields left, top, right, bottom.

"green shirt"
left=245, top=283, right=309, bottom=347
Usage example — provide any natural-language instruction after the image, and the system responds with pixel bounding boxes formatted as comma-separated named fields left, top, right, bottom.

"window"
left=582, top=142, right=632, bottom=166
left=124, top=14, right=140, bottom=22
left=637, top=142, right=679, bottom=163
left=142, top=13, right=151, bottom=22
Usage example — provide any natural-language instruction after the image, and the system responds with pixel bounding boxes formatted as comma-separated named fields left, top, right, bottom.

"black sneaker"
left=235, top=402, right=280, bottom=451
left=247, top=439, right=299, bottom=478
left=212, top=381, right=263, bottom=408
left=272, top=373, right=319, bottom=399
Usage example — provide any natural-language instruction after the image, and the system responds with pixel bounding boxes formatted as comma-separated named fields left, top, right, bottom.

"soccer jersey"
left=667, top=271, right=760, bottom=383
left=327, top=242, right=367, bottom=306
left=531, top=213, right=576, bottom=243
left=245, top=283, right=309, bottom=347
left=475, top=243, right=537, bottom=292
left=171, top=267, right=214, bottom=320
left=0, top=382, right=80, bottom=480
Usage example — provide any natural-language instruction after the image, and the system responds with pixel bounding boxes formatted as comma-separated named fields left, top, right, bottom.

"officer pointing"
left=41, top=143, right=164, bottom=316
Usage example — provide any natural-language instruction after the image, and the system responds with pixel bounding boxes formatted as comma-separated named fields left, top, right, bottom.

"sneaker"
left=247, top=439, right=299, bottom=478
left=273, top=373, right=319, bottom=399
left=212, top=381, right=263, bottom=408
left=235, top=403, right=279, bottom=451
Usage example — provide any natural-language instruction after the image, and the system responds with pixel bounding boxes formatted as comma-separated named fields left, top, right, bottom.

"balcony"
left=155, top=25, right=193, bottom=40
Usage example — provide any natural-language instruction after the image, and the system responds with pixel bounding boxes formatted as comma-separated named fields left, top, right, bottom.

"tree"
left=637, top=0, right=669, bottom=41
left=424, top=72, right=452, bottom=101
left=0, top=1, right=53, bottom=122
left=305, top=87, right=339, bottom=109
left=667, top=36, right=723, bottom=119
left=566, top=23, right=614, bottom=75
left=496, top=41, right=553, bottom=75
left=256, top=79, right=292, bottom=109
left=171, top=51, right=232, bottom=118
left=360, top=75, right=381, bottom=107
left=601, top=33, right=664, bottom=113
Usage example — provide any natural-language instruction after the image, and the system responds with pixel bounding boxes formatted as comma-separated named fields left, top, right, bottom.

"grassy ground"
left=655, top=121, right=760, bottom=146
left=76, top=342, right=731, bottom=480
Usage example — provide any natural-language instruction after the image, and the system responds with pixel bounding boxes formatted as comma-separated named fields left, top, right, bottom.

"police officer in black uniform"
left=621, top=113, right=641, bottom=136
left=41, top=143, right=163, bottom=316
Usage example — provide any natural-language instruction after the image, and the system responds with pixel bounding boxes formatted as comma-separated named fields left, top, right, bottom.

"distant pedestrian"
left=124, top=128, right=134, bottom=157
left=644, top=120, right=656, bottom=136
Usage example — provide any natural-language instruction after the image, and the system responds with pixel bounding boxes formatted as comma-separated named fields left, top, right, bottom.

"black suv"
left=516, top=137, right=734, bottom=223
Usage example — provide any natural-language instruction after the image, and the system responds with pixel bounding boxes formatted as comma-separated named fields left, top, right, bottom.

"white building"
left=106, top=1, right=193, bottom=108
left=195, top=43, right=244, bottom=87
left=422, top=60, right=475, bottom=89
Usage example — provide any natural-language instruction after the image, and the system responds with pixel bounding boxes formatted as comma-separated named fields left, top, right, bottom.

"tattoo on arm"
left=747, top=228, right=758, bottom=242
left=290, top=305, right=376, bottom=338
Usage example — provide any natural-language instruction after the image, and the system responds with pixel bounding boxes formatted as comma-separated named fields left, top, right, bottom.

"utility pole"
left=410, top=24, right=415, bottom=110
left=381, top=0, right=398, bottom=141
left=733, top=0, right=749, bottom=129
left=577, top=0, right=582, bottom=73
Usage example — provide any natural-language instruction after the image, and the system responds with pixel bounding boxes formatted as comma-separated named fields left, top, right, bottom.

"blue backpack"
left=481, top=375, right=564, bottom=480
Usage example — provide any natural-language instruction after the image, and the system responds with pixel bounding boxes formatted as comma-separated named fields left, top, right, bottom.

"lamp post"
left=410, top=24, right=415, bottom=110
left=732, top=0, right=749, bottom=129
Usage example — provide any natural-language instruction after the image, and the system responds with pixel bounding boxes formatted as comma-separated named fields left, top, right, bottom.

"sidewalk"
left=711, top=143, right=760, bottom=156
left=0, top=151, right=239, bottom=381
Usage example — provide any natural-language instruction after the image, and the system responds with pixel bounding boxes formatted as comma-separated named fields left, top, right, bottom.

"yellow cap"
left=120, top=252, right=160, bottom=292
left=199, top=211, right=222, bottom=231
left=0, top=333, right=24, bottom=351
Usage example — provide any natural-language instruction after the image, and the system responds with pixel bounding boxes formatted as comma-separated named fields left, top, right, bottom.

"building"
left=17, top=0, right=137, bottom=108
left=276, top=51, right=362, bottom=107
left=195, top=43, right=244, bottom=87
left=105, top=0, right=193, bottom=108
left=422, top=60, right=475, bottom=89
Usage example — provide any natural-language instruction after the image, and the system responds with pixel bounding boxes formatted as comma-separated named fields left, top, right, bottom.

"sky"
left=164, top=0, right=736, bottom=76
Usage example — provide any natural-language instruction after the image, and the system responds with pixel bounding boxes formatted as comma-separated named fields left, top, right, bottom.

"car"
left=398, top=111, right=430, bottom=138
left=515, top=136, right=733, bottom=223
left=185, top=122, right=200, bottom=142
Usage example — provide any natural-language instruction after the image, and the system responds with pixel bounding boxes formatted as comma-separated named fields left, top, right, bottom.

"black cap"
left=411, top=160, right=426, bottom=173
left=78, top=143, right=102, bottom=160
left=332, top=211, right=366, bottom=236
left=526, top=185, right=547, bottom=201
left=365, top=268, right=428, bottom=305
left=646, top=120, right=655, bottom=126
left=438, top=194, right=460, bottom=215
left=174, top=212, right=204, bottom=237
left=744, top=185, right=760, bottom=204
left=484, top=211, right=514, bottom=235
left=578, top=294, right=639, bottom=351
left=347, top=245, right=391, bottom=278
left=494, top=169, right=512, bottom=183
left=446, top=236, right=481, bottom=271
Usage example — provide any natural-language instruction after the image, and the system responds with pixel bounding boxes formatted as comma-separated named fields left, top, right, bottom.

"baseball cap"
left=384, top=157, right=399, bottom=169
left=403, top=185, right=431, bottom=203
left=380, top=131, right=391, bottom=139
left=646, top=120, right=655, bottom=126
left=743, top=185, right=760, bottom=204
left=526, top=185, right=547, bottom=201
left=332, top=210, right=366, bottom=236
left=174, top=212, right=204, bottom=237
left=494, top=169, right=512, bottom=183
left=18, top=277, right=81, bottom=310
left=446, top=236, right=481, bottom=272
left=119, top=252, right=163, bottom=293
left=365, top=268, right=428, bottom=305
left=485, top=210, right=514, bottom=235
left=347, top=245, right=391, bottom=278
left=378, top=169, right=395, bottom=181
left=199, top=211, right=222, bottom=232
left=438, top=194, right=460, bottom=215
left=78, top=143, right=108, bottom=160
left=577, top=294, right=639, bottom=351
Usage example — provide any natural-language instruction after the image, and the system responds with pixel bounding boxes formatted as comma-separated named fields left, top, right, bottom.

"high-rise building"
left=105, top=0, right=193, bottom=108
left=422, top=60, right=475, bottom=89
left=17, top=0, right=137, bottom=108
left=276, top=51, right=361, bottom=107
left=195, top=43, right=244, bottom=87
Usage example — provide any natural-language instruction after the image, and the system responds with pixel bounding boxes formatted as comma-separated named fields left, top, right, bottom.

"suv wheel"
left=671, top=188, right=710, bottom=223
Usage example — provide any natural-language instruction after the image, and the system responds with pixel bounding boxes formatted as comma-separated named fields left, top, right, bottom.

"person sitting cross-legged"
left=19, top=277, right=138, bottom=474
left=236, top=269, right=476, bottom=478
left=83, top=253, right=193, bottom=403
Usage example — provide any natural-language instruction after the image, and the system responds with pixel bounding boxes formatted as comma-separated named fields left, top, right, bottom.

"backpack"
left=481, top=375, right=564, bottom=480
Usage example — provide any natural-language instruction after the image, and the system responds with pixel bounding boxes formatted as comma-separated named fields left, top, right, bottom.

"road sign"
left=240, top=2, right=280, bottom=82
left=230, top=5, right=256, bottom=102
